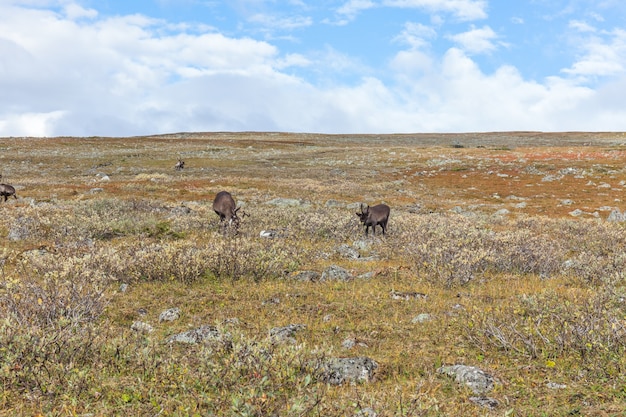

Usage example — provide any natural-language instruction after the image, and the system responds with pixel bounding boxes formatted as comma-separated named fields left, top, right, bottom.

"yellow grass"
left=1, top=132, right=625, bottom=416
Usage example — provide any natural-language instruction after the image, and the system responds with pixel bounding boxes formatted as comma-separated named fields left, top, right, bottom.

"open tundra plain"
left=1, top=132, right=626, bottom=416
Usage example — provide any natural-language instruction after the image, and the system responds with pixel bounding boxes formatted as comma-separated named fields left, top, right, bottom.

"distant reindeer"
left=0, top=183, right=17, bottom=202
left=212, top=191, right=244, bottom=232
left=174, top=158, right=185, bottom=171
left=356, top=203, right=390, bottom=236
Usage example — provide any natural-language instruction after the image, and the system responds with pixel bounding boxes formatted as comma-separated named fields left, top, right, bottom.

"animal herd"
left=0, top=167, right=390, bottom=237
left=213, top=190, right=390, bottom=236
left=179, top=160, right=392, bottom=236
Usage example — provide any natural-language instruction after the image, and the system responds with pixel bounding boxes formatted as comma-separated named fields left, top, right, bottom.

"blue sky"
left=2, top=0, right=626, bottom=136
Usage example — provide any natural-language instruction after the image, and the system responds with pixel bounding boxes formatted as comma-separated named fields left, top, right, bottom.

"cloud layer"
left=1, top=0, right=626, bottom=136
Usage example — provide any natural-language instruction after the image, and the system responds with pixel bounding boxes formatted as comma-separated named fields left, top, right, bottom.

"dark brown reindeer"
left=356, top=203, right=390, bottom=236
left=0, top=184, right=16, bottom=202
left=0, top=174, right=17, bottom=202
left=212, top=191, right=243, bottom=232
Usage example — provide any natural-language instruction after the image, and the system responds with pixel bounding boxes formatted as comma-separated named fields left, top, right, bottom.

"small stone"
left=159, top=308, right=181, bottom=322
left=131, top=321, right=154, bottom=334
left=411, top=313, right=432, bottom=323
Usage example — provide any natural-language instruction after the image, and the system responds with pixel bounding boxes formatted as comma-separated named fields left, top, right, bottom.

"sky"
left=2, top=1, right=626, bottom=137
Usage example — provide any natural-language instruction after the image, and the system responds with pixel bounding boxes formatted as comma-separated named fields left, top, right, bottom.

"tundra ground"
left=1, top=132, right=625, bottom=416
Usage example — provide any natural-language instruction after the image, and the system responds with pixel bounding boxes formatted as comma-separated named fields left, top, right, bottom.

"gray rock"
left=290, top=270, right=321, bottom=282
left=269, top=324, right=306, bottom=344
left=390, top=290, right=427, bottom=300
left=411, top=313, right=432, bottom=323
left=320, top=357, right=378, bottom=385
left=607, top=209, right=626, bottom=222
left=131, top=321, right=154, bottom=334
left=336, top=244, right=360, bottom=259
left=159, top=307, right=181, bottom=322
left=494, top=208, right=510, bottom=216
left=325, top=199, right=344, bottom=207
left=321, top=265, right=353, bottom=282
left=546, top=382, right=567, bottom=389
left=167, top=325, right=222, bottom=344
left=569, top=209, right=584, bottom=217
left=356, top=271, right=375, bottom=280
left=8, top=216, right=36, bottom=241
left=169, top=205, right=192, bottom=216
left=437, top=365, right=495, bottom=395
left=265, top=198, right=310, bottom=207
left=342, top=337, right=369, bottom=350
left=352, top=239, right=372, bottom=251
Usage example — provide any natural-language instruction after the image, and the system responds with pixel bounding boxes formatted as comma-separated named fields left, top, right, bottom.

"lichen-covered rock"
left=437, top=364, right=495, bottom=395
left=159, top=307, right=181, bottom=322
left=320, top=357, right=378, bottom=385
left=269, top=324, right=306, bottom=344
left=336, top=244, right=360, bottom=259
left=131, top=321, right=154, bottom=334
left=167, top=325, right=223, bottom=344
left=290, top=270, right=321, bottom=282
left=320, top=265, right=353, bottom=282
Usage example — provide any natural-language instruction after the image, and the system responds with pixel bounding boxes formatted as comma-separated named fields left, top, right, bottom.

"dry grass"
left=1, top=132, right=626, bottom=416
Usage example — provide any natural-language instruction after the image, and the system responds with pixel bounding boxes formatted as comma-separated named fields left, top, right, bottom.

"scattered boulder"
left=167, top=325, right=223, bottom=344
left=319, top=357, right=378, bottom=385
left=8, top=216, right=36, bottom=241
left=411, top=313, right=432, bottom=323
left=169, top=205, right=192, bottom=216
left=320, top=265, right=353, bottom=282
left=265, top=198, right=310, bottom=207
left=390, top=290, right=427, bottom=300
left=269, top=324, right=306, bottom=344
left=159, top=308, right=181, bottom=322
left=342, top=337, right=369, bottom=350
left=437, top=364, right=495, bottom=395
left=607, top=209, right=626, bottom=222
left=290, top=270, right=321, bottom=282
left=131, top=321, right=154, bottom=334
left=336, top=244, right=360, bottom=259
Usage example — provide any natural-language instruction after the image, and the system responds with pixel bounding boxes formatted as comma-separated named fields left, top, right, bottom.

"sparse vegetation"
left=1, top=132, right=626, bottom=416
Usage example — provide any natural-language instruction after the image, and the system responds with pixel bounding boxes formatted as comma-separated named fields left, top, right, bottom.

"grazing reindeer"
left=174, top=158, right=185, bottom=171
left=0, top=175, right=17, bottom=202
left=212, top=191, right=243, bottom=232
left=356, top=203, right=390, bottom=236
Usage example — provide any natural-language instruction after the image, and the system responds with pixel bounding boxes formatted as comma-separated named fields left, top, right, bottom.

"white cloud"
left=563, top=28, right=626, bottom=78
left=63, top=3, right=97, bottom=20
left=331, top=0, right=376, bottom=25
left=569, top=19, right=596, bottom=32
left=393, top=22, right=437, bottom=50
left=383, top=0, right=488, bottom=21
left=447, top=25, right=500, bottom=54
left=2, top=1, right=626, bottom=137
left=247, top=13, right=313, bottom=31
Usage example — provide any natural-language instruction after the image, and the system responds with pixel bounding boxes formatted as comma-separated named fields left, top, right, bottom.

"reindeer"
left=174, top=158, right=185, bottom=171
left=356, top=203, right=390, bottom=236
left=212, top=191, right=244, bottom=232
left=0, top=184, right=17, bottom=202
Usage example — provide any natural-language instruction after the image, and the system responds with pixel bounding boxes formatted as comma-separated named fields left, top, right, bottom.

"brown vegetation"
left=0, top=131, right=625, bottom=416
